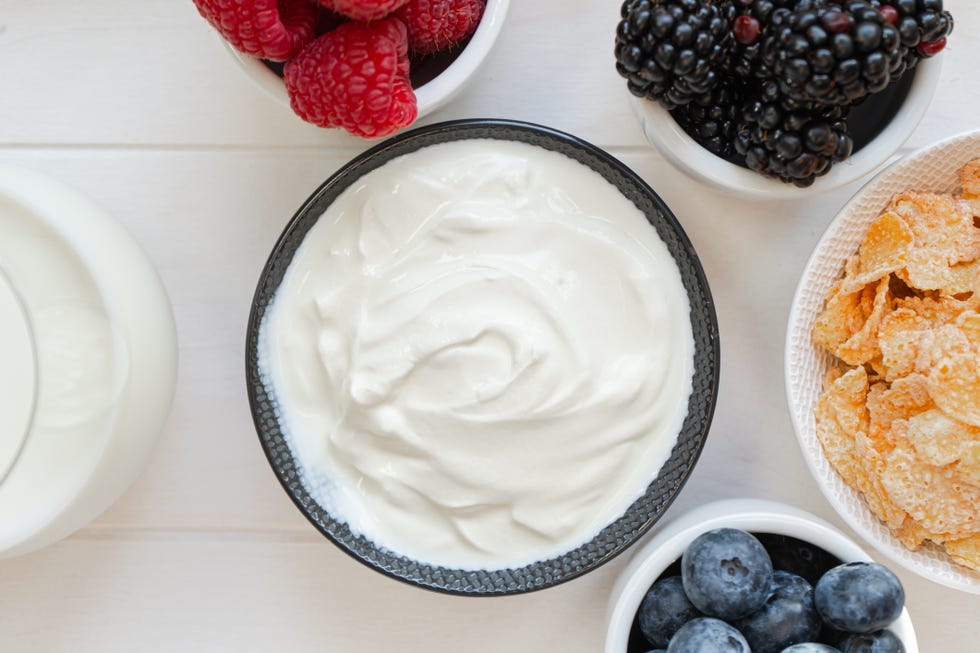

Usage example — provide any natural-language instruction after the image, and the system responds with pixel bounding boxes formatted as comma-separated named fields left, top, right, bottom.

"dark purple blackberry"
left=760, top=0, right=904, bottom=107
left=875, top=0, right=953, bottom=75
left=758, top=74, right=831, bottom=114
left=671, top=79, right=743, bottom=160
left=875, top=0, right=953, bottom=46
left=671, top=78, right=743, bottom=161
left=734, top=96, right=853, bottom=187
left=730, top=0, right=797, bottom=78
left=615, top=0, right=735, bottom=109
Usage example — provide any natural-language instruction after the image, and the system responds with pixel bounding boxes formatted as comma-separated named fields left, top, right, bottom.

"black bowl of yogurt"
left=246, top=119, right=720, bottom=595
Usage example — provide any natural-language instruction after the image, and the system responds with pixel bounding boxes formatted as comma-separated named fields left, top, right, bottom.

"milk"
left=0, top=268, right=36, bottom=484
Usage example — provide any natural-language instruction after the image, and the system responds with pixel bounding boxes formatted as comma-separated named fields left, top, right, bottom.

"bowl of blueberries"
left=605, top=499, right=916, bottom=653
left=615, top=0, right=951, bottom=198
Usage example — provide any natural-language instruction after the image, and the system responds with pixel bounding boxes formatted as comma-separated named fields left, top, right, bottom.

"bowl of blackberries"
left=615, top=0, right=951, bottom=197
left=605, top=499, right=917, bottom=653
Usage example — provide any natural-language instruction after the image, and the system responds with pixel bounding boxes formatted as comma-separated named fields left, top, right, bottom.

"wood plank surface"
left=1, top=0, right=979, bottom=651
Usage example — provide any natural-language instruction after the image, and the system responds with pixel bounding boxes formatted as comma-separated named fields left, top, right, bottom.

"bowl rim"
left=629, top=55, right=943, bottom=200
left=222, top=0, right=510, bottom=119
left=784, top=128, right=980, bottom=594
left=604, top=498, right=919, bottom=653
left=245, top=118, right=721, bottom=596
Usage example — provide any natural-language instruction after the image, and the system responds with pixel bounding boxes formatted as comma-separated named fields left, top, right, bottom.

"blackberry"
left=672, top=79, right=743, bottom=160
left=873, top=0, right=953, bottom=75
left=758, top=76, right=834, bottom=114
left=730, top=0, right=797, bottom=79
left=615, top=0, right=735, bottom=109
left=761, top=0, right=904, bottom=107
left=734, top=96, right=853, bottom=187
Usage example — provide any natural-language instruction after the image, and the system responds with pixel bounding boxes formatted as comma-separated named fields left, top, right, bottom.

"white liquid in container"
left=0, top=166, right=177, bottom=558
left=0, top=269, right=36, bottom=484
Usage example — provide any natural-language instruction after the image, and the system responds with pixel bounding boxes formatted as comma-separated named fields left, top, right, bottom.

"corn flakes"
left=812, top=158, right=980, bottom=572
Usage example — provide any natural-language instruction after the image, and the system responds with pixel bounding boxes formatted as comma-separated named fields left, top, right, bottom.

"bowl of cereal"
left=605, top=499, right=918, bottom=653
left=786, top=128, right=980, bottom=593
left=247, top=119, right=720, bottom=594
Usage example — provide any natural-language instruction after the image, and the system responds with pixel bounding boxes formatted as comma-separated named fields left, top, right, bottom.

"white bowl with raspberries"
left=605, top=499, right=918, bottom=653
left=195, top=0, right=509, bottom=138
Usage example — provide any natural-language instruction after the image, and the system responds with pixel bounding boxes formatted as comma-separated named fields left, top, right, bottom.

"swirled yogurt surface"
left=259, top=138, right=694, bottom=569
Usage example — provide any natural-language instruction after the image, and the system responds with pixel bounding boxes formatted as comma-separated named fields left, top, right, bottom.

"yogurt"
left=260, top=139, right=694, bottom=569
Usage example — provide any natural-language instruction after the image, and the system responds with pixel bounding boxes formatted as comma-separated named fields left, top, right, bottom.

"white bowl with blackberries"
left=615, top=0, right=951, bottom=197
left=605, top=499, right=917, bottom=653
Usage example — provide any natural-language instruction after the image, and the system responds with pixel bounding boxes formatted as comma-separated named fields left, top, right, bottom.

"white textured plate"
left=785, top=129, right=980, bottom=594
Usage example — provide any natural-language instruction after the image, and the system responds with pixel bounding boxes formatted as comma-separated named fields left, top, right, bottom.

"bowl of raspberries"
left=193, top=0, right=509, bottom=138
left=605, top=499, right=917, bottom=653
left=615, top=0, right=951, bottom=196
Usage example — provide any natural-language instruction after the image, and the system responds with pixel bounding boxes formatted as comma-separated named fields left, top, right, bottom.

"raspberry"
left=315, top=6, right=349, bottom=35
left=284, top=17, right=417, bottom=138
left=395, top=0, right=486, bottom=56
left=193, top=0, right=317, bottom=61
left=317, top=0, right=410, bottom=22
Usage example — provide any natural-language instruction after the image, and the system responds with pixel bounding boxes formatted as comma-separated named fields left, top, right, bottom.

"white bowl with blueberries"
left=605, top=499, right=916, bottom=653
left=616, top=0, right=951, bottom=198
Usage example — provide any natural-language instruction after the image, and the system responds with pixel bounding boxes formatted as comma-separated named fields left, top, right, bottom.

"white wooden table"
left=1, top=1, right=978, bottom=650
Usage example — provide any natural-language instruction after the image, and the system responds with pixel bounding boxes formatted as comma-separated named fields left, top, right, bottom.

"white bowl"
left=605, top=499, right=918, bottom=653
left=0, top=165, right=177, bottom=558
left=225, top=0, right=509, bottom=125
left=630, top=56, right=942, bottom=200
left=785, top=128, right=980, bottom=594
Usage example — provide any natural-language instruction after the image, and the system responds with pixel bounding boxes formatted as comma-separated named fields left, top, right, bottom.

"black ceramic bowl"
left=245, top=119, right=720, bottom=595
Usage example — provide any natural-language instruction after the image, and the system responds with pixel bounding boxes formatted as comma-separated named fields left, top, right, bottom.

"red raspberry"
left=315, top=7, right=349, bottom=35
left=284, top=17, right=417, bottom=138
left=193, top=0, right=317, bottom=62
left=395, top=0, right=486, bottom=56
left=317, top=0, right=410, bottom=22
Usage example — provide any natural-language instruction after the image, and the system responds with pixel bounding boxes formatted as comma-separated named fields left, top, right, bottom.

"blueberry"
left=819, top=624, right=850, bottom=649
left=735, top=571, right=822, bottom=653
left=780, top=645, right=842, bottom=653
left=682, top=528, right=773, bottom=620
left=666, top=617, right=750, bottom=653
left=839, top=630, right=905, bottom=653
left=638, top=576, right=702, bottom=648
left=814, top=562, right=905, bottom=633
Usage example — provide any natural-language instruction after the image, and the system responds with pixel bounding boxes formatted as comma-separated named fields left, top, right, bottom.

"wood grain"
left=0, top=0, right=978, bottom=650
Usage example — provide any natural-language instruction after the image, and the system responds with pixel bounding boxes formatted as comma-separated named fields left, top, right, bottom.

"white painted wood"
left=2, top=530, right=976, bottom=652
left=0, top=0, right=978, bottom=650
left=0, top=0, right=975, bottom=148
